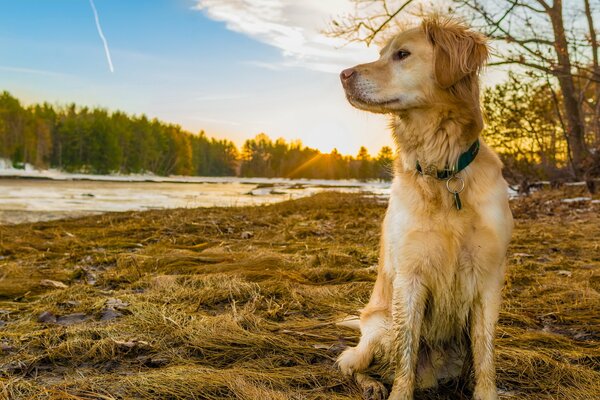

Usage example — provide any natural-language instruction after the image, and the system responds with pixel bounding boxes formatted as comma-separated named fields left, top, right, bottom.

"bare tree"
left=328, top=0, right=600, bottom=181
left=584, top=0, right=600, bottom=145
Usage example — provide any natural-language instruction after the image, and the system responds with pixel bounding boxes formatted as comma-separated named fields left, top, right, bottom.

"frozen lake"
left=0, top=177, right=391, bottom=224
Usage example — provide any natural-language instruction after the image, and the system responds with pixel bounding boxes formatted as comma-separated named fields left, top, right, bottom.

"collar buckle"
left=422, top=164, right=438, bottom=177
left=415, top=139, right=480, bottom=180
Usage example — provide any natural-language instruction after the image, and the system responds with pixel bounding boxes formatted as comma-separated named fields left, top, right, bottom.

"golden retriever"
left=336, top=17, right=513, bottom=400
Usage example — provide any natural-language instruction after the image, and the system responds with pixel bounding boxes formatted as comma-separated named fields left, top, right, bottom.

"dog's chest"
left=384, top=188, right=483, bottom=343
left=422, top=262, right=477, bottom=343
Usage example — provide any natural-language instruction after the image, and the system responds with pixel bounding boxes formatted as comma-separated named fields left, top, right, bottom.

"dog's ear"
left=423, top=17, right=488, bottom=89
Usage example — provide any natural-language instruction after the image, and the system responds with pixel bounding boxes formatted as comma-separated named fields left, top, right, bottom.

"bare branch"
left=515, top=1, right=547, bottom=13
left=488, top=59, right=554, bottom=74
left=584, top=0, right=599, bottom=69
left=364, top=0, right=415, bottom=45
left=453, top=0, right=558, bottom=67
left=488, top=0, right=518, bottom=35
left=326, top=0, right=416, bottom=46
left=533, top=0, right=552, bottom=11
left=490, top=36, right=555, bottom=46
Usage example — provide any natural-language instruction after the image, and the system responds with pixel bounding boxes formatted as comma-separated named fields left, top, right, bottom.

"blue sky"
left=0, top=0, right=393, bottom=155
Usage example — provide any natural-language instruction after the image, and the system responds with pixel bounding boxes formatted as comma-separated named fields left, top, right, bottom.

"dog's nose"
left=340, top=68, right=356, bottom=82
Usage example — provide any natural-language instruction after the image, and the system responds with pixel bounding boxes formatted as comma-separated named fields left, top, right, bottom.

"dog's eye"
left=393, top=50, right=411, bottom=61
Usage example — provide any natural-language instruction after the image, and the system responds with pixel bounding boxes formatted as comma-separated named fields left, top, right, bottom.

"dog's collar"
left=415, top=139, right=480, bottom=180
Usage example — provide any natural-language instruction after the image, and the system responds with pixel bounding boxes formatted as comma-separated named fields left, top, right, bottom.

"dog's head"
left=340, top=17, right=488, bottom=115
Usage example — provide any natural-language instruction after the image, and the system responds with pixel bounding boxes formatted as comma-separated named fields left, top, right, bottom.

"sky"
left=0, top=0, right=502, bottom=156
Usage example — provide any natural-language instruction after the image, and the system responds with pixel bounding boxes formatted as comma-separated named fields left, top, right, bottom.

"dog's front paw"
left=360, top=378, right=388, bottom=400
left=387, top=388, right=412, bottom=400
left=336, top=346, right=370, bottom=376
left=473, top=385, right=498, bottom=400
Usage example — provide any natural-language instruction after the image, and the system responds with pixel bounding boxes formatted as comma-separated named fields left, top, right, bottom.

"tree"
left=356, top=146, right=373, bottom=180
left=483, top=73, right=568, bottom=181
left=0, top=91, right=26, bottom=165
left=240, top=133, right=274, bottom=177
left=327, top=0, right=600, bottom=181
left=30, top=103, right=55, bottom=168
left=375, top=146, right=394, bottom=180
left=455, top=0, right=599, bottom=180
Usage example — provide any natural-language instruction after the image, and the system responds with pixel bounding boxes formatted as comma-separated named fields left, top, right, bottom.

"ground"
left=0, top=188, right=599, bottom=400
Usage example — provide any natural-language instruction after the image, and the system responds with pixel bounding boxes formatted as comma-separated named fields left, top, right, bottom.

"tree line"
left=0, top=91, right=394, bottom=180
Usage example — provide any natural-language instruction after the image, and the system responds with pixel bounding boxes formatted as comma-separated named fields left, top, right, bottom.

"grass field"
left=1, top=189, right=599, bottom=399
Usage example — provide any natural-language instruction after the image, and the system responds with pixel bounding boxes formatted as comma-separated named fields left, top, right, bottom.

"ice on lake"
left=0, top=176, right=391, bottom=224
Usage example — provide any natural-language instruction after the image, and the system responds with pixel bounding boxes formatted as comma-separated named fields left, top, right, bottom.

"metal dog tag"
left=446, top=176, right=465, bottom=211
left=453, top=192, right=462, bottom=210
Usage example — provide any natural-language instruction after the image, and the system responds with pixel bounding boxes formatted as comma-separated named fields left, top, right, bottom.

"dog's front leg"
left=388, top=274, right=427, bottom=400
left=470, top=286, right=502, bottom=400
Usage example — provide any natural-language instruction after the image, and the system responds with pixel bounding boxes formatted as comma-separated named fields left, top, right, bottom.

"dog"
left=336, top=17, right=513, bottom=400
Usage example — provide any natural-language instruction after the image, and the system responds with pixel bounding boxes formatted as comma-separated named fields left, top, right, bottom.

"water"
left=0, top=177, right=390, bottom=224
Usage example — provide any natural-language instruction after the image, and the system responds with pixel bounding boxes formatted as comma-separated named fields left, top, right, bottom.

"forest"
left=0, top=91, right=393, bottom=181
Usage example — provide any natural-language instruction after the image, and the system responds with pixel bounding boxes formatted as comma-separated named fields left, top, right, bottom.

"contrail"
left=89, top=0, right=114, bottom=73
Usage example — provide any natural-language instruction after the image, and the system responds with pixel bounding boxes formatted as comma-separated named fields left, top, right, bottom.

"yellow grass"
left=0, top=189, right=599, bottom=399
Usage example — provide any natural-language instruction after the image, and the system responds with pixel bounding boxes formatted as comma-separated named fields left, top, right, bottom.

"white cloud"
left=193, top=0, right=380, bottom=73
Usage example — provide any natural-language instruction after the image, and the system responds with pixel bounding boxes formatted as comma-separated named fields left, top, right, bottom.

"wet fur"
left=336, top=17, right=513, bottom=400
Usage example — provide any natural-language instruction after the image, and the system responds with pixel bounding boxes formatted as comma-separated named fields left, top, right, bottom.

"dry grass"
left=0, top=189, right=599, bottom=399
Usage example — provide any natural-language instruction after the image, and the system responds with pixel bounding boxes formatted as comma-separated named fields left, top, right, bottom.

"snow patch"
left=561, top=197, right=592, bottom=203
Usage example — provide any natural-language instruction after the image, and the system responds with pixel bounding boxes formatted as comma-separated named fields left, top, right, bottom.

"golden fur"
left=337, top=17, right=513, bottom=400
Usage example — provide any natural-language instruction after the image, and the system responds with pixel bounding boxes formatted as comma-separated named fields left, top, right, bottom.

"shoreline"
left=0, top=169, right=390, bottom=188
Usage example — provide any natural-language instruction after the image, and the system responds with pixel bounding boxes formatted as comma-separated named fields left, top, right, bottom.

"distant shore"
left=0, top=166, right=390, bottom=187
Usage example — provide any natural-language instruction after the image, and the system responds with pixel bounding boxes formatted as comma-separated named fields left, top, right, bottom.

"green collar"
left=416, top=139, right=480, bottom=180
